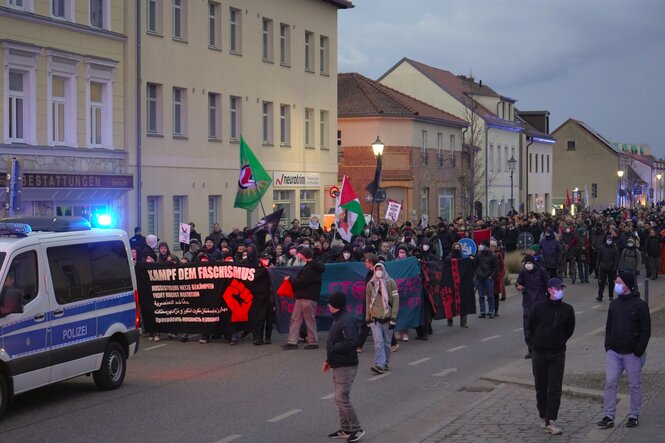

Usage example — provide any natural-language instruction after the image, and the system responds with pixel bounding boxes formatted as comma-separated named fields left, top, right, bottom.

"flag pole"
left=253, top=189, right=277, bottom=250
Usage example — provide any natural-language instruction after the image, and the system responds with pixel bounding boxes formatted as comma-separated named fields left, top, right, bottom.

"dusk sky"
left=338, top=0, right=665, bottom=158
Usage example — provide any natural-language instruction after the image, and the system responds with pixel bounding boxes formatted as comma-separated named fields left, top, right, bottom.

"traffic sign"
left=458, top=238, right=477, bottom=258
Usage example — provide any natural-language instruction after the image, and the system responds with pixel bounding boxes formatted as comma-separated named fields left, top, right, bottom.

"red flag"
left=566, top=189, right=571, bottom=207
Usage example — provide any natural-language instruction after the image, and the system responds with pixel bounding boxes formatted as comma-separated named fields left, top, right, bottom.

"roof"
left=380, top=58, right=521, bottom=130
left=552, top=118, right=617, bottom=156
left=320, top=0, right=354, bottom=8
left=338, top=72, right=468, bottom=127
left=515, top=112, right=555, bottom=142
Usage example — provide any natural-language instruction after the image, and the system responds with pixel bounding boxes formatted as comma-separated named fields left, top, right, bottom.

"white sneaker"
left=153, top=335, right=161, bottom=342
left=540, top=418, right=546, bottom=428
left=544, top=421, right=561, bottom=435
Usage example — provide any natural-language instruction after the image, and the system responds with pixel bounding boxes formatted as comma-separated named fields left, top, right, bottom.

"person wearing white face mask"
left=526, top=278, right=576, bottom=435
left=365, top=263, right=400, bottom=375
left=516, top=255, right=549, bottom=359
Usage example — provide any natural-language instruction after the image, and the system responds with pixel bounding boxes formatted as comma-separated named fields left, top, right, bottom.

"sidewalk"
left=416, top=281, right=665, bottom=443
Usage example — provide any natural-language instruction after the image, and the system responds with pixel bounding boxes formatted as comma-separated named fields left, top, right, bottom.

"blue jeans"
left=603, top=350, right=643, bottom=418
left=333, top=365, right=361, bottom=433
left=476, top=278, right=495, bottom=315
left=369, top=321, right=393, bottom=369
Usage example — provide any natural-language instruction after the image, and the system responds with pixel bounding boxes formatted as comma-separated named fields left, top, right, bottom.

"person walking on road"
left=323, top=292, right=365, bottom=442
left=596, top=236, right=619, bottom=301
left=475, top=242, right=499, bottom=318
left=539, top=228, right=561, bottom=278
left=515, top=254, right=549, bottom=359
left=365, top=262, right=399, bottom=374
left=597, top=272, right=651, bottom=430
left=527, top=278, right=576, bottom=435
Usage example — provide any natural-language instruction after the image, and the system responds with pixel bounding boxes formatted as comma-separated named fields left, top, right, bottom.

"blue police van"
left=0, top=217, right=140, bottom=416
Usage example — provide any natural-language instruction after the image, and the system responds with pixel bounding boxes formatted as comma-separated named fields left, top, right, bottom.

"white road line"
left=575, top=311, right=583, bottom=315
left=143, top=344, right=167, bottom=351
left=591, top=304, right=602, bottom=309
left=433, top=368, right=457, bottom=377
left=513, top=327, right=524, bottom=332
left=585, top=326, right=606, bottom=337
left=321, top=393, right=335, bottom=400
left=481, top=335, right=500, bottom=342
left=268, top=409, right=302, bottom=423
left=409, top=357, right=432, bottom=366
left=368, top=372, right=391, bottom=382
left=215, top=435, right=242, bottom=443
left=447, top=345, right=466, bottom=352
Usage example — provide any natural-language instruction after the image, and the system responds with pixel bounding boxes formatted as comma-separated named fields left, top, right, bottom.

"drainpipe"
left=525, top=136, right=534, bottom=213
left=485, top=125, right=489, bottom=217
left=136, top=0, right=142, bottom=227
left=462, top=127, right=468, bottom=216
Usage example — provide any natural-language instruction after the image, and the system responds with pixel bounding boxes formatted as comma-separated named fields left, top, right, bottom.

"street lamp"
left=507, top=154, right=517, bottom=213
left=657, top=173, right=662, bottom=204
left=369, top=136, right=384, bottom=229
left=617, top=170, right=624, bottom=207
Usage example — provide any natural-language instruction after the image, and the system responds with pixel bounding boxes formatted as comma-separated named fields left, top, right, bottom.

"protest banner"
left=178, top=222, right=190, bottom=245
left=385, top=199, right=401, bottom=222
left=423, top=258, right=477, bottom=320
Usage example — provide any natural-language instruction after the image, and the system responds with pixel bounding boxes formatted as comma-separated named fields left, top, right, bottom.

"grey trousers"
left=333, top=365, right=361, bottom=433
left=286, top=299, right=318, bottom=345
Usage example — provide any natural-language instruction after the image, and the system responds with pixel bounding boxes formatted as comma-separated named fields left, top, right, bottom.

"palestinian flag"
left=234, top=136, right=272, bottom=211
left=335, top=175, right=366, bottom=242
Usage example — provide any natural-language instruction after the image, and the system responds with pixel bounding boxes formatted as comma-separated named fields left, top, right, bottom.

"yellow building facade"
left=0, top=0, right=132, bottom=225
left=128, top=0, right=351, bottom=249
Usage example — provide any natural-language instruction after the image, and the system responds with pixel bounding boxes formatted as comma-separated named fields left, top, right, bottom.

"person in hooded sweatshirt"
left=516, top=254, right=549, bottom=359
left=365, top=262, right=399, bottom=375
left=596, top=236, right=620, bottom=301
left=539, top=228, right=561, bottom=278
left=157, top=241, right=171, bottom=263
left=596, top=272, right=651, bottom=430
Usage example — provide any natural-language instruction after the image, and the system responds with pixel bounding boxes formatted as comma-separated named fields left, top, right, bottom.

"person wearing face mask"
left=516, top=255, right=549, bottom=358
left=618, top=237, right=640, bottom=281
left=445, top=242, right=473, bottom=328
left=527, top=278, right=576, bottom=435
left=337, top=244, right=355, bottom=263
left=596, top=236, right=620, bottom=301
left=474, top=241, right=499, bottom=319
left=419, top=238, right=436, bottom=261
left=490, top=241, right=506, bottom=310
left=643, top=229, right=660, bottom=280
left=253, top=252, right=275, bottom=345
left=539, top=228, right=561, bottom=279
left=365, top=263, right=400, bottom=374
left=597, top=272, right=651, bottom=430
left=395, top=244, right=410, bottom=261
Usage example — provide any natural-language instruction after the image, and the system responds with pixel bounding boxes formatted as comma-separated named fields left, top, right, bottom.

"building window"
left=147, top=0, right=162, bottom=33
left=172, top=196, right=186, bottom=250
left=450, top=134, right=456, bottom=164
left=3, top=44, right=38, bottom=145
left=541, top=153, right=544, bottom=173
left=567, top=140, right=576, bottom=151
left=529, top=153, right=532, bottom=173
left=8, top=0, right=33, bottom=11
left=172, top=0, right=186, bottom=40
left=547, top=154, right=550, bottom=173
left=208, top=195, right=220, bottom=233
left=147, top=83, right=162, bottom=134
left=299, top=190, right=317, bottom=221
left=208, top=92, right=220, bottom=140
left=422, top=130, right=427, bottom=151
left=89, top=82, right=103, bottom=146
left=52, top=0, right=74, bottom=20
left=304, top=108, right=314, bottom=147
left=438, top=188, right=455, bottom=221
left=489, top=144, right=494, bottom=172
left=319, top=35, right=329, bottom=74
left=208, top=2, right=220, bottom=48
left=304, top=31, right=314, bottom=72
left=279, top=23, right=290, bottom=66
left=90, top=0, right=109, bottom=30
left=48, top=61, right=77, bottom=147
left=230, top=95, right=241, bottom=141
left=7, top=71, right=26, bottom=142
left=262, top=18, right=273, bottom=62
left=147, top=196, right=160, bottom=237
left=504, top=146, right=508, bottom=169
left=273, top=190, right=293, bottom=226
left=262, top=101, right=273, bottom=145
left=497, top=144, right=502, bottom=172
left=319, top=110, right=328, bottom=148
left=229, top=7, right=241, bottom=53
left=172, top=87, right=186, bottom=136
left=51, top=77, right=66, bottom=144
left=420, top=187, right=429, bottom=218
left=280, top=104, right=290, bottom=146
left=535, top=152, right=539, bottom=173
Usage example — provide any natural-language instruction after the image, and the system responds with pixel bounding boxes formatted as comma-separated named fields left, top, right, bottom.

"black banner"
left=423, top=258, right=477, bottom=320
left=136, top=263, right=271, bottom=335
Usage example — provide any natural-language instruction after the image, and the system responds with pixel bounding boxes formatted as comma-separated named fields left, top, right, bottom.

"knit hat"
left=522, top=254, right=535, bottom=263
left=618, top=271, right=635, bottom=291
left=146, top=234, right=158, bottom=248
left=299, top=247, right=313, bottom=259
left=328, top=292, right=347, bottom=309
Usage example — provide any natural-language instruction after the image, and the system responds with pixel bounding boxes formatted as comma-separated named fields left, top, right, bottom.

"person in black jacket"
left=596, top=236, right=620, bottom=301
left=527, top=278, right=575, bottom=435
left=597, top=272, right=651, bottom=430
left=475, top=242, right=499, bottom=318
left=323, top=292, right=364, bottom=442
left=643, top=229, right=661, bottom=280
left=282, top=247, right=325, bottom=350
left=516, top=255, right=549, bottom=359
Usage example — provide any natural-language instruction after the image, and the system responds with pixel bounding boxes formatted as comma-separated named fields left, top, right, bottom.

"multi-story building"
left=0, top=0, right=132, bottom=225
left=516, top=111, right=555, bottom=213
left=337, top=73, right=467, bottom=224
left=128, top=0, right=352, bottom=248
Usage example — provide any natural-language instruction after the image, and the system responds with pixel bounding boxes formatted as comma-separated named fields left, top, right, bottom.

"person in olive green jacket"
left=365, top=263, right=400, bottom=374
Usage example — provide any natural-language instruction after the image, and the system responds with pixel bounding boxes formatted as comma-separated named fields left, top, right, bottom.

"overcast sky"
left=338, top=0, right=665, bottom=158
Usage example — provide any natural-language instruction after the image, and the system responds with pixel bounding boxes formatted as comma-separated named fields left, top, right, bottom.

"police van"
left=0, top=216, right=140, bottom=416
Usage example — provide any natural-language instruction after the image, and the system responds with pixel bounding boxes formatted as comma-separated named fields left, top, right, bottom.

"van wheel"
left=0, top=375, right=8, bottom=417
left=93, top=342, right=126, bottom=390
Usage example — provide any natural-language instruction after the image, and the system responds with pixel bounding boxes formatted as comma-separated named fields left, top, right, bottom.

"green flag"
left=234, top=136, right=272, bottom=211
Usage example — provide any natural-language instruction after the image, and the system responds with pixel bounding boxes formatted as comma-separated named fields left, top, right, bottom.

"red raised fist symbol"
left=222, top=279, right=254, bottom=323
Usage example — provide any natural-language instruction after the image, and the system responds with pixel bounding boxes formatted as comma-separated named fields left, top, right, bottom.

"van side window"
left=3, top=251, right=39, bottom=305
left=48, top=241, right=132, bottom=305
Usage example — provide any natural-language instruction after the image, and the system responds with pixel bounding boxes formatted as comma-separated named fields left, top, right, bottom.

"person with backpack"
left=618, top=237, right=640, bottom=280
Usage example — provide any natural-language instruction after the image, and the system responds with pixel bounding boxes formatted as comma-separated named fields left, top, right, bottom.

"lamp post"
left=369, top=136, right=384, bottom=228
left=617, top=170, right=624, bottom=207
left=507, top=154, right=517, bottom=214
left=657, top=173, right=662, bottom=204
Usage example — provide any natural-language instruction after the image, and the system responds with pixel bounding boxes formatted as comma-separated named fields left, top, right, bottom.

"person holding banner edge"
left=365, top=262, right=400, bottom=374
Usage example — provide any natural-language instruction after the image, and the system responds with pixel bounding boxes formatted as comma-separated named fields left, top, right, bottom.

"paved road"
left=0, top=277, right=638, bottom=442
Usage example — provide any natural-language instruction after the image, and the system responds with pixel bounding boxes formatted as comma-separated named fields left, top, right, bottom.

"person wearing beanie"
left=365, top=263, right=399, bottom=374
left=287, top=243, right=306, bottom=267
left=337, top=243, right=355, bottom=263
left=323, top=292, right=364, bottom=442
left=184, top=238, right=201, bottom=262
left=527, top=278, right=575, bottom=435
left=282, top=246, right=326, bottom=350
left=539, top=228, right=561, bottom=278
left=596, top=235, right=619, bottom=301
left=516, top=254, right=550, bottom=358
left=597, top=273, right=651, bottom=430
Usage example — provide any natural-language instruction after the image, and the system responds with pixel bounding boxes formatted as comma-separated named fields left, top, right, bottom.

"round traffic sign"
left=458, top=238, right=477, bottom=258
left=329, top=186, right=339, bottom=198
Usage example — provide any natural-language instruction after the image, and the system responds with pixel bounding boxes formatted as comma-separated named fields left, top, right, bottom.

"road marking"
left=368, top=372, right=391, bottom=381
left=585, top=326, right=606, bottom=337
left=215, top=435, right=242, bottom=443
left=481, top=335, right=500, bottom=342
left=513, top=328, right=524, bottom=332
left=447, top=345, right=466, bottom=352
left=321, top=393, right=335, bottom=400
left=268, top=409, right=302, bottom=423
left=592, top=304, right=602, bottom=309
left=409, top=357, right=432, bottom=366
left=575, top=311, right=583, bottom=315
left=433, top=368, right=458, bottom=377
left=143, top=344, right=167, bottom=351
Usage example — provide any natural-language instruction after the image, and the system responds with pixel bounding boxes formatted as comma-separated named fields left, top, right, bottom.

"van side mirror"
left=0, top=289, right=23, bottom=316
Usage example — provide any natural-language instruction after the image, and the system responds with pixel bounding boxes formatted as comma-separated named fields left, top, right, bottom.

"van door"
left=0, top=250, right=50, bottom=394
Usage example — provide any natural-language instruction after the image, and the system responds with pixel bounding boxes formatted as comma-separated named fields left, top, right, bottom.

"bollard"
left=644, top=278, right=649, bottom=307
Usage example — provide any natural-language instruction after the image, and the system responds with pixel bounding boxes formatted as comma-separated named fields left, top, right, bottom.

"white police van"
left=0, top=216, right=140, bottom=416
